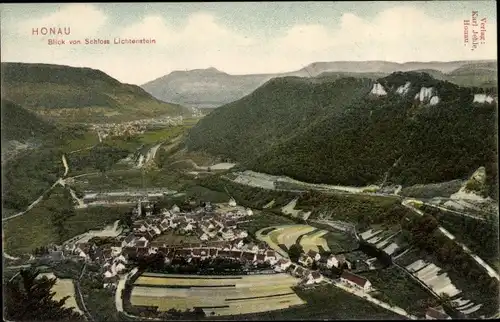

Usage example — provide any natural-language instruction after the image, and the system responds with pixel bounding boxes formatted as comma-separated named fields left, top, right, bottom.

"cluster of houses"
left=91, top=115, right=183, bottom=139
left=54, top=198, right=373, bottom=294
left=126, top=199, right=253, bottom=242
left=59, top=199, right=283, bottom=287
left=293, top=249, right=371, bottom=290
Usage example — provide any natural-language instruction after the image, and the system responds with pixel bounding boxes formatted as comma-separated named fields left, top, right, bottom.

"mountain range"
left=1, top=62, right=191, bottom=124
left=186, top=72, right=498, bottom=198
left=142, top=60, right=497, bottom=109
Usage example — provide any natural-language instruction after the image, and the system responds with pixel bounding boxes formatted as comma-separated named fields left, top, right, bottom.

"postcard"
left=1, top=2, right=498, bottom=321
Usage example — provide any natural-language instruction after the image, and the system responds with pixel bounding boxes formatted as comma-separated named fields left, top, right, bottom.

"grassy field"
left=137, top=126, right=190, bottom=144
left=267, top=225, right=316, bottom=249
left=182, top=118, right=201, bottom=126
left=359, top=267, right=435, bottom=318
left=211, top=283, right=405, bottom=320
left=73, top=168, right=193, bottom=191
left=182, top=184, right=229, bottom=203
left=61, top=206, right=129, bottom=241
left=299, top=229, right=330, bottom=253
left=37, top=273, right=83, bottom=315
left=130, top=273, right=304, bottom=316
left=61, top=131, right=100, bottom=153
left=237, top=212, right=296, bottom=236
left=3, top=189, right=128, bottom=256
left=322, top=231, right=359, bottom=253
left=152, top=231, right=201, bottom=245
left=3, top=186, right=70, bottom=255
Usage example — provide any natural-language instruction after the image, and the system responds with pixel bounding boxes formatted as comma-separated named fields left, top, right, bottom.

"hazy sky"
left=1, top=2, right=497, bottom=84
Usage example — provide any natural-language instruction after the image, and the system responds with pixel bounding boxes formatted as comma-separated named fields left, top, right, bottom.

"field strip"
left=130, top=273, right=304, bottom=315
left=225, top=292, right=296, bottom=301
left=209, top=295, right=305, bottom=316
left=141, top=272, right=243, bottom=279
left=279, top=226, right=316, bottom=247
left=134, top=276, right=238, bottom=286
left=300, top=229, right=330, bottom=253
left=132, top=286, right=190, bottom=297
left=132, top=293, right=305, bottom=315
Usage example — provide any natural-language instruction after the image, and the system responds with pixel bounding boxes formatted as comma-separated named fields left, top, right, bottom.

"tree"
left=288, top=244, right=304, bottom=263
left=4, top=268, right=85, bottom=321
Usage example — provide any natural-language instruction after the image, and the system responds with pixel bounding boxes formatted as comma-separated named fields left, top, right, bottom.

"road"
left=2, top=180, right=60, bottom=222
left=115, top=267, right=154, bottom=320
left=326, top=278, right=418, bottom=319
left=144, top=143, right=163, bottom=167
left=75, top=263, right=94, bottom=321
left=2, top=152, right=92, bottom=223
left=420, top=202, right=486, bottom=221
left=402, top=199, right=500, bottom=281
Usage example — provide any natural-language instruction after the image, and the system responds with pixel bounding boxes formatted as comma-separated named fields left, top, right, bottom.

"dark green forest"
left=187, top=72, right=497, bottom=198
left=1, top=98, right=57, bottom=142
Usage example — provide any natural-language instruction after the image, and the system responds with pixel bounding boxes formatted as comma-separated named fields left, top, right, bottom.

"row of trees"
left=421, top=205, right=499, bottom=266
left=131, top=252, right=266, bottom=275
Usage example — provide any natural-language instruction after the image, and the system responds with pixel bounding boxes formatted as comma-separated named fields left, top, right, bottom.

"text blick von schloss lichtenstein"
left=31, top=27, right=155, bottom=45
left=463, top=11, right=487, bottom=51
left=47, top=38, right=157, bottom=45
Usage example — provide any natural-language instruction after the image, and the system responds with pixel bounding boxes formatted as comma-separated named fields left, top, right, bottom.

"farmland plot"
left=321, top=231, right=358, bottom=253
left=396, top=250, right=487, bottom=318
left=130, top=273, right=305, bottom=316
left=300, top=229, right=330, bottom=253
left=37, top=273, right=83, bottom=315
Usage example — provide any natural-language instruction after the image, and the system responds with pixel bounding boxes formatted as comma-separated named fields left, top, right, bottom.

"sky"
left=1, top=1, right=497, bottom=85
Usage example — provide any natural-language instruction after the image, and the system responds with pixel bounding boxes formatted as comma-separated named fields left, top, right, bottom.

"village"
left=58, top=198, right=352, bottom=285
left=90, top=115, right=184, bottom=139
left=23, top=197, right=452, bottom=320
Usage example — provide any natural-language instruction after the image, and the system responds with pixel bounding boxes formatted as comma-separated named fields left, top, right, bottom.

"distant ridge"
left=142, top=60, right=497, bottom=109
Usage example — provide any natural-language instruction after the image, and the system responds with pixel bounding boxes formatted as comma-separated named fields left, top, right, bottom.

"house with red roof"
left=340, top=271, right=372, bottom=291
left=241, top=251, right=256, bottom=263
left=274, top=258, right=292, bottom=272
left=255, top=254, right=266, bottom=263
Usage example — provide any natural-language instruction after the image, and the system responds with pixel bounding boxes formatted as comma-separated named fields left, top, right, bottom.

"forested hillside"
left=187, top=77, right=373, bottom=161
left=1, top=98, right=57, bottom=142
left=187, top=72, right=497, bottom=198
